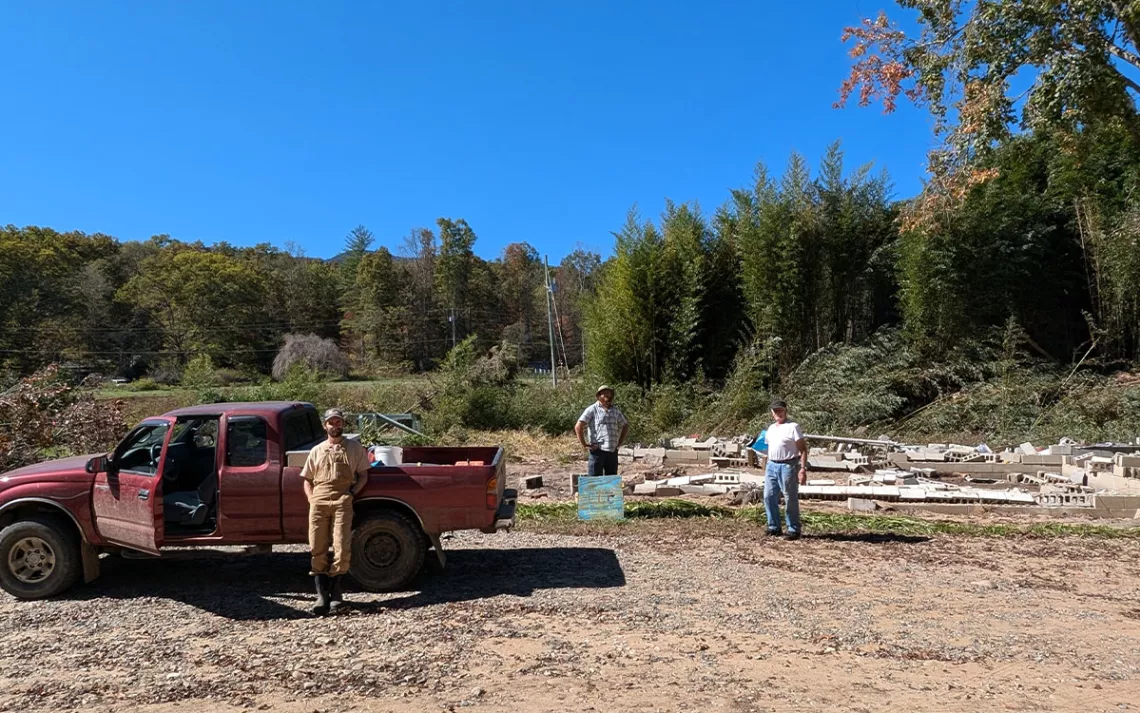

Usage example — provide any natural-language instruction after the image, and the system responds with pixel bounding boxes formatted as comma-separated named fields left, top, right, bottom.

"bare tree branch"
left=1107, top=54, right=1140, bottom=95
left=1108, top=41, right=1140, bottom=73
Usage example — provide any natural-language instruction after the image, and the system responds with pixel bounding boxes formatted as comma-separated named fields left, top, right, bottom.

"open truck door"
left=90, top=418, right=172, bottom=555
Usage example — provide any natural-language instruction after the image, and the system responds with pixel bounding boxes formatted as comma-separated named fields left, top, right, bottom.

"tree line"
left=4, top=129, right=1140, bottom=389
left=0, top=221, right=599, bottom=381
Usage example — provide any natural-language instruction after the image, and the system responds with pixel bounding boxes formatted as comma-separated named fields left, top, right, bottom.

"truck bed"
left=281, top=444, right=508, bottom=536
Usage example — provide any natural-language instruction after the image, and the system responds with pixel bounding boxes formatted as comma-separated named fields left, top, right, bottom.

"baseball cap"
left=769, top=399, right=788, bottom=410
left=322, top=408, right=345, bottom=423
left=596, top=384, right=615, bottom=396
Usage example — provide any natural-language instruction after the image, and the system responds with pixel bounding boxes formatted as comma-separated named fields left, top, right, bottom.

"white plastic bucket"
left=372, top=445, right=403, bottom=466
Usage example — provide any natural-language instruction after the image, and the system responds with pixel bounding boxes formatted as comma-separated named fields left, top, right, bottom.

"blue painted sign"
left=577, top=475, right=625, bottom=520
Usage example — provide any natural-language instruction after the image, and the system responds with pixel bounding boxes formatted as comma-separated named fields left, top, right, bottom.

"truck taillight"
left=486, top=475, right=498, bottom=508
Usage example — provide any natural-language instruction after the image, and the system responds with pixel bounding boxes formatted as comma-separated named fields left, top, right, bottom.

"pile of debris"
left=611, top=433, right=1140, bottom=516
left=628, top=471, right=752, bottom=497
left=619, top=435, right=757, bottom=468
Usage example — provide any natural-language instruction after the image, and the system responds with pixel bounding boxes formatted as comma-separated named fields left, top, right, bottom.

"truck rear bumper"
left=484, top=488, right=517, bottom=533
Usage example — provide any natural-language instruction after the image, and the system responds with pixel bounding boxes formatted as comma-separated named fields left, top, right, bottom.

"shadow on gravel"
left=810, top=533, right=931, bottom=544
left=63, top=546, right=625, bottom=620
left=380, top=547, right=626, bottom=611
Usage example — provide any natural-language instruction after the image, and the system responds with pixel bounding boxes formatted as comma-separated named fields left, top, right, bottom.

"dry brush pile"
left=0, top=366, right=128, bottom=471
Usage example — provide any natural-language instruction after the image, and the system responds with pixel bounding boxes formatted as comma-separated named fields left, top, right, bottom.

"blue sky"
left=0, top=1, right=933, bottom=262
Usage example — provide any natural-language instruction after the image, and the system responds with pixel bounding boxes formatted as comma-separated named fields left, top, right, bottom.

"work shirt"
left=577, top=402, right=628, bottom=452
left=300, top=437, right=370, bottom=500
left=766, top=421, right=804, bottom=462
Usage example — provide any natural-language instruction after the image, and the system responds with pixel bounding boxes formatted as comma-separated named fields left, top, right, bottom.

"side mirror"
left=86, top=455, right=109, bottom=474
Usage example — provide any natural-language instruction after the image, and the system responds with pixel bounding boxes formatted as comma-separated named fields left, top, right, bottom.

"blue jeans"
left=764, top=460, right=801, bottom=534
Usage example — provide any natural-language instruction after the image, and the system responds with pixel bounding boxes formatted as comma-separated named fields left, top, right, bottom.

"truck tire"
left=350, top=510, right=426, bottom=592
left=0, top=516, right=83, bottom=600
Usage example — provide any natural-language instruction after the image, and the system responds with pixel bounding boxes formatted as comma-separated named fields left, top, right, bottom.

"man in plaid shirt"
left=575, top=385, right=629, bottom=476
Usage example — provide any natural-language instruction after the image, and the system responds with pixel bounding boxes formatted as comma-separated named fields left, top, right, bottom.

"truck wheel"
left=350, top=510, right=426, bottom=592
left=0, top=516, right=83, bottom=600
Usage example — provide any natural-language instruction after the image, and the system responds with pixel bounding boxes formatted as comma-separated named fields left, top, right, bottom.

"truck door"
left=216, top=414, right=282, bottom=538
left=92, top=418, right=172, bottom=554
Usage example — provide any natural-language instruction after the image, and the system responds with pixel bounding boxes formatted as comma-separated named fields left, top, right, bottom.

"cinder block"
left=1115, top=454, right=1140, bottom=468
left=848, top=497, right=876, bottom=512
left=665, top=450, right=707, bottom=464
left=1094, top=495, right=1140, bottom=517
left=1022, top=454, right=1063, bottom=466
left=664, top=474, right=715, bottom=486
left=678, top=484, right=729, bottom=496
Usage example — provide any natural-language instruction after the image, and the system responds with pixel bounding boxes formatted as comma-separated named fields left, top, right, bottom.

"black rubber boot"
left=312, top=574, right=331, bottom=616
left=329, top=575, right=346, bottom=613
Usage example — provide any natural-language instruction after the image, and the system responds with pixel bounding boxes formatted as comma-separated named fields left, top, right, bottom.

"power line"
left=544, top=255, right=557, bottom=387
left=550, top=276, right=571, bottom=377
left=0, top=306, right=510, bottom=334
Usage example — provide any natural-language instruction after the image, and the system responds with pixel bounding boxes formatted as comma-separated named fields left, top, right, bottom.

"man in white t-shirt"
left=763, top=399, right=809, bottom=540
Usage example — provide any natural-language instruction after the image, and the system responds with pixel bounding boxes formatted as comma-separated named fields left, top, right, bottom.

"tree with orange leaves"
left=838, top=1, right=1140, bottom=220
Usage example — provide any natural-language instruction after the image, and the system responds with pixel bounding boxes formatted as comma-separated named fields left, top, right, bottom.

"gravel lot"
left=3, top=517, right=1140, bottom=713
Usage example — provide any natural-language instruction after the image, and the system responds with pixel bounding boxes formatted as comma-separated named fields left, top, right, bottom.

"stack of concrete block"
left=1089, top=456, right=1115, bottom=473
left=668, top=437, right=719, bottom=451
left=1114, top=453, right=1140, bottom=478
left=807, top=457, right=862, bottom=472
left=630, top=472, right=732, bottom=497
left=1035, top=485, right=1095, bottom=508
left=842, top=451, right=871, bottom=466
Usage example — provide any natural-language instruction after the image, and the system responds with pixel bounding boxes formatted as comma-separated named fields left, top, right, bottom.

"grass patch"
left=516, top=500, right=1139, bottom=538
left=436, top=429, right=580, bottom=462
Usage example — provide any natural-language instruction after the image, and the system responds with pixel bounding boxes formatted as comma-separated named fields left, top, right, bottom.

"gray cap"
left=322, top=408, right=345, bottom=423
left=769, top=399, right=788, bottom=410
left=596, top=384, right=614, bottom=396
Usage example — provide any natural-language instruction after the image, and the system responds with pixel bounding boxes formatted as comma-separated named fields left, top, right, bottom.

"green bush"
left=776, top=329, right=999, bottom=437
left=422, top=336, right=525, bottom=434
left=427, top=384, right=517, bottom=432
left=181, top=355, right=219, bottom=390
left=125, top=378, right=162, bottom=392
left=214, top=368, right=252, bottom=386
left=645, top=383, right=708, bottom=439
left=359, top=380, right=428, bottom=414
left=509, top=380, right=598, bottom=436
left=238, top=365, right=330, bottom=407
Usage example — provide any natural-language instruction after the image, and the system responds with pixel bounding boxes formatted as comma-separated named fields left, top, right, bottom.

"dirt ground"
left=3, top=506, right=1140, bottom=713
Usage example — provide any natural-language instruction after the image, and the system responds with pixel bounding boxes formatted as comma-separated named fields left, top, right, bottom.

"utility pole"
left=545, top=255, right=558, bottom=386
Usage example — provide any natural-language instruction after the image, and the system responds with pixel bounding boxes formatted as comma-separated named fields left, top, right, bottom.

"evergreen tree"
left=435, top=218, right=478, bottom=343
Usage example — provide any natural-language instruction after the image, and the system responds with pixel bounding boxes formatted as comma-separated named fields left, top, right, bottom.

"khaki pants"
left=308, top=495, right=354, bottom=576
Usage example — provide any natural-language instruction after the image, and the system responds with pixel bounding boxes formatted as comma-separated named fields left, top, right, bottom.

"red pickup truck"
left=0, top=401, right=517, bottom=600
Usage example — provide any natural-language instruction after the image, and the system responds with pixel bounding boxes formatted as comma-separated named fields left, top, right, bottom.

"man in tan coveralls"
left=300, top=408, right=370, bottom=615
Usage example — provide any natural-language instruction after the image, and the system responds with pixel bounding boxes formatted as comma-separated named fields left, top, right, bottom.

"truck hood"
left=0, top=454, right=100, bottom=483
